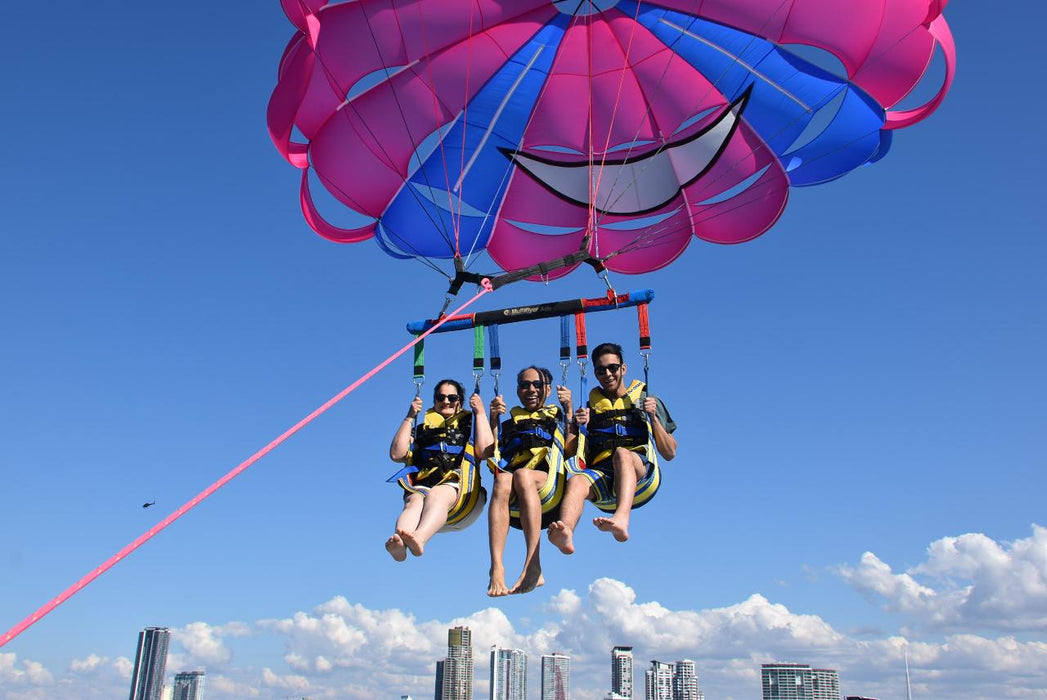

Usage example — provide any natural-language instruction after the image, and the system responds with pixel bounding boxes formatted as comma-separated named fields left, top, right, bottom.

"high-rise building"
left=643, top=659, right=703, bottom=700
left=541, top=652, right=571, bottom=700
left=172, top=671, right=205, bottom=700
left=611, top=646, right=634, bottom=699
left=490, top=647, right=526, bottom=700
left=129, top=627, right=171, bottom=700
left=441, top=626, right=474, bottom=700
left=435, top=660, right=445, bottom=700
left=645, top=660, right=674, bottom=700
left=761, top=663, right=840, bottom=700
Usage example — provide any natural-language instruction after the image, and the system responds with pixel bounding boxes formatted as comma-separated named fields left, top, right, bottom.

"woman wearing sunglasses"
left=548, top=342, right=677, bottom=556
left=385, top=379, right=493, bottom=561
left=485, top=367, right=575, bottom=596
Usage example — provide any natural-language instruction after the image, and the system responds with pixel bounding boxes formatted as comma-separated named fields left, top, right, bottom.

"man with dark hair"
left=549, top=342, right=676, bottom=554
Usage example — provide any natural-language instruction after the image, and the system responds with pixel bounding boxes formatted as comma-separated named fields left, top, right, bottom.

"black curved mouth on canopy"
left=501, top=85, right=753, bottom=217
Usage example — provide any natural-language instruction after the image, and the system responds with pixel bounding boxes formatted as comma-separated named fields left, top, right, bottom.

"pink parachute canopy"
left=268, top=0, right=955, bottom=282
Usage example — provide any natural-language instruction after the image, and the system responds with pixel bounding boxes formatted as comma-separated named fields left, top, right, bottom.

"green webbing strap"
left=412, top=336, right=425, bottom=387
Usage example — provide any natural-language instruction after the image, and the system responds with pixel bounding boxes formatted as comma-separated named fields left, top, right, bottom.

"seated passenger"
left=548, top=343, right=676, bottom=555
left=485, top=367, right=574, bottom=596
left=386, top=380, right=493, bottom=561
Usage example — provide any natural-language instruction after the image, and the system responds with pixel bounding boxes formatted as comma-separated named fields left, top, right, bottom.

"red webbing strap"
left=574, top=312, right=588, bottom=362
left=637, top=303, right=651, bottom=351
left=0, top=281, right=495, bottom=649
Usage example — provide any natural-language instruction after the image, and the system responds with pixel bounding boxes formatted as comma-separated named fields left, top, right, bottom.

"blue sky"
left=1, top=2, right=1045, bottom=699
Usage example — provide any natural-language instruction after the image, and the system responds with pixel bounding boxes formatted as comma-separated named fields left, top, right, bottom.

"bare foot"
left=384, top=534, right=407, bottom=562
left=510, top=558, right=543, bottom=595
left=399, top=529, right=425, bottom=557
left=548, top=521, right=575, bottom=555
left=488, top=567, right=510, bottom=597
left=593, top=516, right=629, bottom=542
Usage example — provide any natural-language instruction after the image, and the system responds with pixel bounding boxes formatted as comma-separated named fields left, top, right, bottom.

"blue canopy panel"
left=375, top=16, right=571, bottom=262
left=627, top=2, right=888, bottom=186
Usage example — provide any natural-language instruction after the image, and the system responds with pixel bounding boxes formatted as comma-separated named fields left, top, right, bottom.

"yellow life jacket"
left=407, top=408, right=472, bottom=485
left=390, top=409, right=486, bottom=530
left=488, top=404, right=568, bottom=529
left=579, top=379, right=654, bottom=468
left=492, top=405, right=565, bottom=473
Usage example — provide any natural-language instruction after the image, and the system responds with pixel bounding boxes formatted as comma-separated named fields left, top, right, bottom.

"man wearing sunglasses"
left=549, top=342, right=676, bottom=554
left=485, top=367, right=576, bottom=596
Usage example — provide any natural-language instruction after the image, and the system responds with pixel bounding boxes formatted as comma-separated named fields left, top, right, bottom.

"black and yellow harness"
left=489, top=404, right=567, bottom=529
left=577, top=379, right=655, bottom=470
left=571, top=379, right=662, bottom=512
left=388, top=408, right=486, bottom=530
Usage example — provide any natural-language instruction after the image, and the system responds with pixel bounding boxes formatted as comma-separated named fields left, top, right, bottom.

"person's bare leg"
left=548, top=476, right=591, bottom=555
left=401, top=484, right=458, bottom=556
left=387, top=493, right=423, bottom=561
left=593, top=449, right=644, bottom=542
left=510, top=470, right=545, bottom=593
left=487, top=472, right=514, bottom=596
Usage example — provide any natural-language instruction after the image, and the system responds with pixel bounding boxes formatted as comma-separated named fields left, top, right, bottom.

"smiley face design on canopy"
left=268, top=0, right=955, bottom=281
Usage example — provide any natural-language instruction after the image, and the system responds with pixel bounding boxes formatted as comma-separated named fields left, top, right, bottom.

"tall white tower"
left=442, top=626, right=474, bottom=700
left=611, top=646, right=634, bottom=699
left=645, top=660, right=674, bottom=700
left=129, top=627, right=170, bottom=700
left=490, top=647, right=526, bottom=700
left=541, top=652, right=571, bottom=700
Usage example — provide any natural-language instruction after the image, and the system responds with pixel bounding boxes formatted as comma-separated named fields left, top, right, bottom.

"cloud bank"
left=3, top=526, right=1046, bottom=700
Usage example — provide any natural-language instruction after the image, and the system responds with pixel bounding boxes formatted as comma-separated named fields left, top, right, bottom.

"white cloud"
left=838, top=525, right=1047, bottom=631
left=69, top=654, right=107, bottom=673
left=113, top=656, right=133, bottom=679
left=172, top=621, right=240, bottom=666
left=0, top=653, right=53, bottom=686
left=6, top=527, right=1047, bottom=700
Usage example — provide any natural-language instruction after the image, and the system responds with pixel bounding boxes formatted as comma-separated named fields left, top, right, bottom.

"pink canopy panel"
left=268, top=0, right=955, bottom=281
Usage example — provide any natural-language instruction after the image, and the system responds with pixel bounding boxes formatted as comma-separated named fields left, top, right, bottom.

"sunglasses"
left=435, top=393, right=461, bottom=403
left=517, top=379, right=546, bottom=390
left=594, top=363, right=622, bottom=376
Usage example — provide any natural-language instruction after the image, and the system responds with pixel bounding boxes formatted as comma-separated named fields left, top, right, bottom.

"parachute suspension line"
left=585, top=4, right=599, bottom=260
left=586, top=0, right=794, bottom=229
left=0, top=280, right=495, bottom=651
left=587, top=0, right=646, bottom=239
left=411, top=1, right=473, bottom=256
left=324, top=7, right=458, bottom=259
left=453, top=4, right=481, bottom=256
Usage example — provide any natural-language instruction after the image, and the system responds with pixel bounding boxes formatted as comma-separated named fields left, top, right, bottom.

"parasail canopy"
left=268, top=0, right=955, bottom=283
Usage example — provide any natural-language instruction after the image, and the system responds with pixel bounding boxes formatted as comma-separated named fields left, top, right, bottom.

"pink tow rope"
left=0, top=280, right=493, bottom=649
